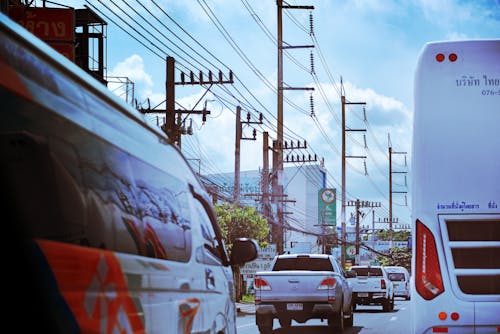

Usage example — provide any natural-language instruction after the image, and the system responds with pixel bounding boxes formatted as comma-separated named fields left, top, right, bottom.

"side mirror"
left=346, top=270, right=357, bottom=278
left=230, top=238, right=258, bottom=266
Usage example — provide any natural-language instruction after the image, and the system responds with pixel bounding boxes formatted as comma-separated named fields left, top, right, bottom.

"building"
left=207, top=164, right=335, bottom=255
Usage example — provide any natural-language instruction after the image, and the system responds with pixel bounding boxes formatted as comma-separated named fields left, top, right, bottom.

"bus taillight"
left=415, top=219, right=444, bottom=300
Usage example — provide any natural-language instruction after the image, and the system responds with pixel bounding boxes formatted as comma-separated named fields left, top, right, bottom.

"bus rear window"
left=447, top=219, right=500, bottom=241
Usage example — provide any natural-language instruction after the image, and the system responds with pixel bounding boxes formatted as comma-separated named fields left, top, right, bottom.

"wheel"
left=278, top=316, right=291, bottom=328
left=382, top=298, right=390, bottom=312
left=258, top=326, right=272, bottom=334
left=345, top=302, right=354, bottom=327
left=256, top=314, right=273, bottom=334
left=328, top=302, right=345, bottom=331
left=390, top=295, right=395, bottom=311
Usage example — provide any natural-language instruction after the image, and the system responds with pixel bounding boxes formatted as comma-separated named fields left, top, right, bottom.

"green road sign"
left=318, top=188, right=337, bottom=227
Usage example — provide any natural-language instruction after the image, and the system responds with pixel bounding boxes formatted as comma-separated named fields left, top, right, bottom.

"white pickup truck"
left=254, top=253, right=357, bottom=333
left=347, top=265, right=395, bottom=312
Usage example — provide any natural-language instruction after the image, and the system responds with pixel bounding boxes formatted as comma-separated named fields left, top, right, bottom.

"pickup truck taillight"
left=317, top=277, right=337, bottom=290
left=415, top=219, right=444, bottom=300
left=254, top=277, right=271, bottom=291
left=381, top=279, right=386, bottom=289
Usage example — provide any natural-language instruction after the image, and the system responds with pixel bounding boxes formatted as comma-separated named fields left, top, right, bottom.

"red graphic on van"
left=122, top=217, right=167, bottom=259
left=38, top=240, right=145, bottom=333
left=179, top=298, right=201, bottom=334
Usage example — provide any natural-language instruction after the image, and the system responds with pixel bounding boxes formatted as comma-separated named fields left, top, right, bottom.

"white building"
left=208, top=164, right=334, bottom=255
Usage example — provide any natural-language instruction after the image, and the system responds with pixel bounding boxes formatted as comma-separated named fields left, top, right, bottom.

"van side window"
left=192, top=199, right=223, bottom=265
left=128, top=154, right=192, bottom=262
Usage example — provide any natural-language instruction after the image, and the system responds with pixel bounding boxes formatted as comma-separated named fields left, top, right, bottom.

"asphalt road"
left=236, top=298, right=412, bottom=334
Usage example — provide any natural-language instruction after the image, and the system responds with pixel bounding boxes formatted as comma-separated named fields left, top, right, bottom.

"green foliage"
left=241, top=294, right=255, bottom=303
left=214, top=202, right=270, bottom=249
left=376, top=246, right=411, bottom=271
left=376, top=229, right=410, bottom=241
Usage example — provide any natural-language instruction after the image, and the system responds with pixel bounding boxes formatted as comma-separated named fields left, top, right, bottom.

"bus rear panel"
left=412, top=40, right=500, bottom=333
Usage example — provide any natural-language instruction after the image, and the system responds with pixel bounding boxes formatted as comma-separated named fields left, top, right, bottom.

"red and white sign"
left=9, top=6, right=75, bottom=61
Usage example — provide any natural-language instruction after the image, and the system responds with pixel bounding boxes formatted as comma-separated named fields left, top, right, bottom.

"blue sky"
left=63, top=0, right=499, bottom=226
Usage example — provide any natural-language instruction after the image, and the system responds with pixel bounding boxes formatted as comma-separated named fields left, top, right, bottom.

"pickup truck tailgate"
left=255, top=271, right=335, bottom=302
left=350, top=276, right=384, bottom=292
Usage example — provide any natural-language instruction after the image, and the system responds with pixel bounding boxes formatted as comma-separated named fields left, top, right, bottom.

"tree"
left=214, top=202, right=270, bottom=300
left=376, top=246, right=411, bottom=271
left=376, top=229, right=410, bottom=241
left=215, top=202, right=269, bottom=249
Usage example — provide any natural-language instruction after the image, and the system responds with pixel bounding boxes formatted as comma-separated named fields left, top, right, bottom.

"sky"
left=56, top=0, right=500, bottom=227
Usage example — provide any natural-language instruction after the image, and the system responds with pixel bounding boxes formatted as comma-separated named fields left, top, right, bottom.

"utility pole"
left=140, top=56, right=233, bottom=148
left=275, top=0, right=314, bottom=254
left=166, top=56, right=176, bottom=143
left=271, top=139, right=283, bottom=253
left=234, top=108, right=261, bottom=204
left=372, top=209, right=376, bottom=250
left=340, top=80, right=366, bottom=268
left=234, top=106, right=242, bottom=205
left=262, top=132, right=271, bottom=221
left=347, top=200, right=381, bottom=261
left=387, top=134, right=407, bottom=247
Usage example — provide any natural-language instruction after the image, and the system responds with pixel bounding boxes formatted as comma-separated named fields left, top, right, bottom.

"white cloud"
left=110, top=54, right=153, bottom=87
left=107, top=54, right=155, bottom=107
left=446, top=32, right=469, bottom=41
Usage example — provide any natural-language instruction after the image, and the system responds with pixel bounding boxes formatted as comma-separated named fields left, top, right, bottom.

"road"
left=236, top=298, right=412, bottom=334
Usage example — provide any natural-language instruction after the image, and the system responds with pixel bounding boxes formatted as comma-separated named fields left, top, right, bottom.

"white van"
left=1, top=13, right=257, bottom=333
left=384, top=266, right=411, bottom=300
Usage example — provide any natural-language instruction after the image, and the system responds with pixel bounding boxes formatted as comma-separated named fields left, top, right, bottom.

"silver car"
left=384, top=266, right=411, bottom=300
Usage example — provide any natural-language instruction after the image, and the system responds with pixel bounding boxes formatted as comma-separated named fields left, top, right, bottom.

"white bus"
left=412, top=39, right=500, bottom=333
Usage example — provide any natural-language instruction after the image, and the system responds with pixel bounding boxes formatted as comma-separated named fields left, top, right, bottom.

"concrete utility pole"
left=140, top=56, right=233, bottom=148
left=275, top=0, right=314, bottom=254
left=387, top=134, right=407, bottom=247
left=262, top=132, right=271, bottom=220
left=346, top=200, right=381, bottom=260
left=271, top=139, right=283, bottom=253
left=234, top=106, right=242, bottom=205
left=340, top=81, right=366, bottom=268
left=166, top=56, right=176, bottom=143
left=234, top=108, right=261, bottom=204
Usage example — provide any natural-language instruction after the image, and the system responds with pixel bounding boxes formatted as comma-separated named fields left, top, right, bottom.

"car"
left=348, top=265, right=395, bottom=312
left=384, top=266, right=411, bottom=300
left=255, top=254, right=356, bottom=333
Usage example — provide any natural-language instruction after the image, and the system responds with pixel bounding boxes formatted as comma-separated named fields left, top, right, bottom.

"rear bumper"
left=352, top=292, right=388, bottom=304
left=394, top=291, right=411, bottom=298
left=256, top=301, right=340, bottom=318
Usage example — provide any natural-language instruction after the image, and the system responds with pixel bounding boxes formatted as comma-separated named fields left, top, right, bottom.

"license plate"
left=287, top=303, right=303, bottom=311
left=358, top=292, right=369, bottom=297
